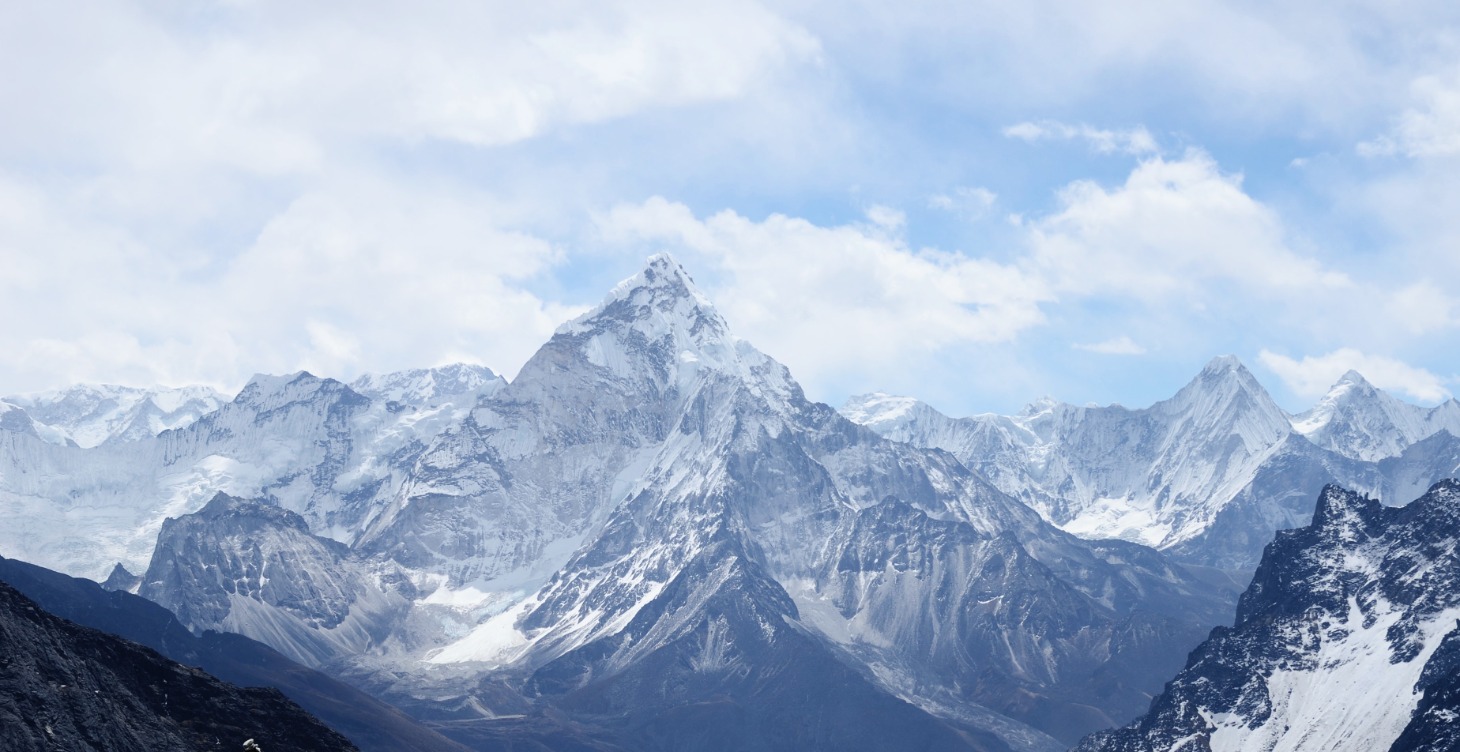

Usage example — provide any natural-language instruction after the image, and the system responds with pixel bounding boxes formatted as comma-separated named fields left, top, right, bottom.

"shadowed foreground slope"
left=0, top=579, right=355, bottom=752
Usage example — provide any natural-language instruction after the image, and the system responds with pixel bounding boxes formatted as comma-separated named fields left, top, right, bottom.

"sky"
left=2, top=0, right=1459, bottom=416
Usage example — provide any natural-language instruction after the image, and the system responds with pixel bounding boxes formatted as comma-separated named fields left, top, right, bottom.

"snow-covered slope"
left=3, top=383, right=226, bottom=448
left=1078, top=481, right=1460, bottom=752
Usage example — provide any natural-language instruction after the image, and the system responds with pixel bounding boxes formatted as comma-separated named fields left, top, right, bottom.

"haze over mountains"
left=2, top=255, right=1458, bottom=751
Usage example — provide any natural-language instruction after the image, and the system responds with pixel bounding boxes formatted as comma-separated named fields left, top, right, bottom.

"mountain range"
left=842, top=358, right=1460, bottom=573
left=2, top=254, right=1457, bottom=750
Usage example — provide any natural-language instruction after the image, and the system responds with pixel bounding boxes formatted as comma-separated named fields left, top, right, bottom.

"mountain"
left=0, top=363, right=493, bottom=582
left=2, top=255, right=1241, bottom=750
left=139, top=494, right=412, bottom=669
left=0, top=554, right=466, bottom=752
left=1077, top=480, right=1460, bottom=752
left=0, top=577, right=357, bottom=752
left=843, top=359, right=1460, bottom=573
left=1293, top=370, right=1460, bottom=462
left=846, top=357, right=1297, bottom=547
left=121, top=256, right=1236, bottom=750
left=3, top=383, right=226, bottom=448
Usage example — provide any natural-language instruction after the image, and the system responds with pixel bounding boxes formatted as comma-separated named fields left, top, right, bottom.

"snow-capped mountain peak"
left=1081, top=480, right=1460, bottom=752
left=1292, top=369, right=1460, bottom=462
left=557, top=253, right=724, bottom=340
left=539, top=254, right=793, bottom=406
left=1161, top=355, right=1287, bottom=431
left=841, top=356, right=1308, bottom=565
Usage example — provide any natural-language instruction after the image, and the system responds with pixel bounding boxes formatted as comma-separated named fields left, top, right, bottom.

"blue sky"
left=2, top=0, right=1458, bottom=416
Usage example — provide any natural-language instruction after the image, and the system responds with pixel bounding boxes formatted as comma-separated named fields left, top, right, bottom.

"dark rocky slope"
left=0, top=578, right=355, bottom=752
left=0, top=554, right=464, bottom=752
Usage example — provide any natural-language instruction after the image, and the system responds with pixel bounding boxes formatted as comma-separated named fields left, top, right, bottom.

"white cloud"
left=0, top=1, right=821, bottom=164
left=811, top=0, right=1451, bottom=134
left=1074, top=336, right=1146, bottom=355
left=929, top=186, right=998, bottom=219
left=1026, top=150, right=1351, bottom=302
left=596, top=197, right=1050, bottom=390
left=0, top=0, right=822, bottom=393
left=0, top=172, right=582, bottom=392
left=1382, top=281, right=1459, bottom=336
left=1003, top=121, right=1159, bottom=155
left=1359, top=66, right=1460, bottom=158
left=864, top=204, right=906, bottom=231
left=1259, top=348, right=1452, bottom=403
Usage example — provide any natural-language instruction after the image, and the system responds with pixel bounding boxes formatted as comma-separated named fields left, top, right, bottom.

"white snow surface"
left=1208, top=600, right=1460, bottom=752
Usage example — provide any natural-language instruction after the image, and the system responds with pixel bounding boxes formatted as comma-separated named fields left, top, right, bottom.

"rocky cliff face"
left=1077, top=480, right=1460, bottom=752
left=140, top=494, right=411, bottom=668
left=0, top=578, right=357, bottom=752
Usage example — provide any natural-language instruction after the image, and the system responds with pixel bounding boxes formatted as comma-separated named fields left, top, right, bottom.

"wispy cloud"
left=1003, top=121, right=1158, bottom=155
left=1359, top=66, right=1460, bottom=158
left=929, top=186, right=998, bottom=219
left=1075, top=336, right=1146, bottom=355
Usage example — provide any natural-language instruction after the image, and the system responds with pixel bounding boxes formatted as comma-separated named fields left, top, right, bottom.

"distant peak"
left=351, top=363, right=502, bottom=403
left=1187, top=355, right=1267, bottom=393
left=1021, top=396, right=1061, bottom=416
left=625, top=253, right=709, bottom=302
left=243, top=371, right=316, bottom=391
left=1200, top=354, right=1244, bottom=375
left=555, top=254, right=724, bottom=338
left=1326, top=369, right=1379, bottom=397
left=839, top=393, right=925, bottom=425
